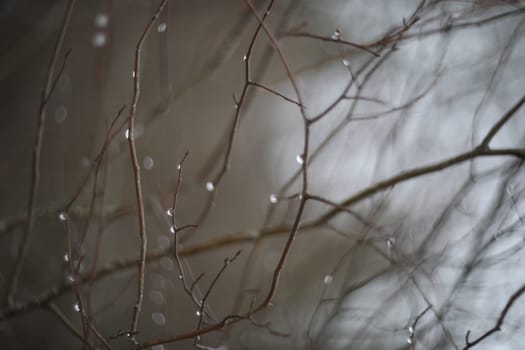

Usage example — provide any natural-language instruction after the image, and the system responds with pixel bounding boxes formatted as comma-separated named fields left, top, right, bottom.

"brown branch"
left=463, top=283, right=525, bottom=349
left=126, top=0, right=167, bottom=342
left=194, top=250, right=242, bottom=346
left=62, top=217, right=90, bottom=347
left=286, top=31, right=379, bottom=57
left=5, top=0, right=77, bottom=307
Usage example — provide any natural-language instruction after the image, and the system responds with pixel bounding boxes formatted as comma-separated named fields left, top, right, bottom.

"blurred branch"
left=5, top=0, right=77, bottom=307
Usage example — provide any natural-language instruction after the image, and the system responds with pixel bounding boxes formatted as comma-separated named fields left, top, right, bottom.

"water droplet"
left=205, top=181, right=215, bottom=192
left=269, top=194, right=278, bottom=204
left=323, top=275, right=333, bottom=285
left=331, top=29, right=341, bottom=40
left=160, top=256, right=173, bottom=271
left=242, top=55, right=247, bottom=61
left=342, top=59, right=351, bottom=67
left=169, top=225, right=176, bottom=234
left=296, top=154, right=304, bottom=165
left=143, top=156, right=154, bottom=170
left=94, top=13, right=109, bottom=28
left=81, top=157, right=91, bottom=168
left=150, top=273, right=166, bottom=289
left=55, top=106, right=67, bottom=124
left=406, top=337, right=412, bottom=345
left=132, top=71, right=136, bottom=79
left=151, top=312, right=166, bottom=326
left=196, top=310, right=201, bottom=316
left=66, top=273, right=76, bottom=283
left=73, top=302, right=80, bottom=312
left=166, top=208, right=174, bottom=217
left=58, top=211, right=68, bottom=222
left=178, top=274, right=183, bottom=279
left=157, top=22, right=167, bottom=33
left=157, top=235, right=171, bottom=249
left=134, top=123, right=144, bottom=138
left=234, top=103, right=239, bottom=109
left=91, top=32, right=107, bottom=47
left=63, top=253, right=70, bottom=262
left=408, top=326, right=414, bottom=334
left=124, top=129, right=131, bottom=139
left=149, top=290, right=165, bottom=305
left=387, top=238, right=395, bottom=249
left=177, top=163, right=182, bottom=171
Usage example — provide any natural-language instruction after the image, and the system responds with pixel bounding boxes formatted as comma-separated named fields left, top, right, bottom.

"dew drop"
left=55, top=106, right=67, bottom=124
left=157, top=22, right=167, bottom=33
left=408, top=326, right=414, bottom=334
left=143, top=156, right=154, bottom=170
left=73, top=302, right=80, bottom=312
left=91, top=32, right=107, bottom=47
left=94, top=13, right=109, bottom=28
left=150, top=273, right=166, bottom=289
left=66, top=273, right=76, bottom=283
left=323, top=275, right=333, bottom=285
left=269, top=194, right=278, bottom=204
left=124, top=129, right=131, bottom=139
left=81, top=157, right=91, bottom=168
left=63, top=253, right=70, bottom=262
left=151, top=312, right=166, bottom=326
left=157, top=235, right=171, bottom=249
left=132, top=71, right=136, bottom=79
left=58, top=211, right=68, bottom=222
left=331, top=29, right=341, bottom=40
left=177, top=163, right=182, bottom=171
left=242, top=55, right=247, bottom=61
left=169, top=225, right=176, bottom=234
left=234, top=103, right=239, bottom=109
left=342, top=59, right=351, bottom=67
left=295, top=154, right=304, bottom=165
left=205, top=181, right=215, bottom=192
left=160, top=256, right=173, bottom=271
left=196, top=310, right=201, bottom=316
left=406, top=337, right=412, bottom=345
left=387, top=238, right=395, bottom=249
left=166, top=208, right=174, bottom=217
left=178, top=274, right=183, bottom=279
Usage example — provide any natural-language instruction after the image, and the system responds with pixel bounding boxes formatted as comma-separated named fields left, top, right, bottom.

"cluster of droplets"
left=331, top=29, right=341, bottom=40
left=91, top=13, right=109, bottom=47
left=406, top=325, right=414, bottom=345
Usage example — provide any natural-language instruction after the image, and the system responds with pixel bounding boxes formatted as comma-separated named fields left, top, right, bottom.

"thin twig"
left=5, top=0, right=76, bottom=306
left=463, top=283, right=525, bottom=349
left=126, top=0, right=168, bottom=342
